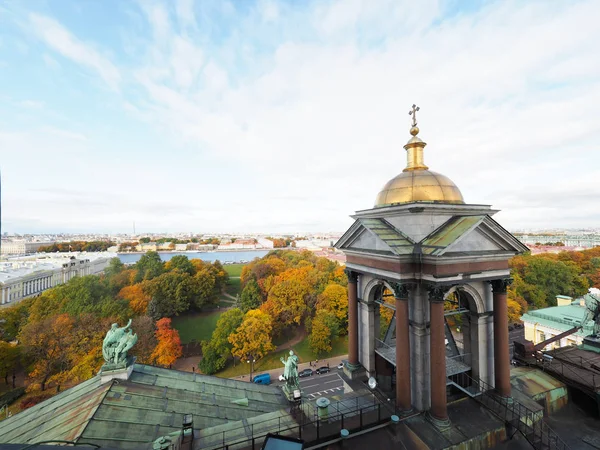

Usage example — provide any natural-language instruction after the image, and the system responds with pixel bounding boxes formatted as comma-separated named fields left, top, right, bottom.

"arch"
left=447, top=283, right=485, bottom=315
left=362, top=277, right=395, bottom=304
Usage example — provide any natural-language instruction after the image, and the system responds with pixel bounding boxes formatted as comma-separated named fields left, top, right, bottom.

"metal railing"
left=197, top=393, right=393, bottom=449
left=451, top=371, right=570, bottom=450
left=446, top=353, right=472, bottom=366
left=537, top=351, right=600, bottom=389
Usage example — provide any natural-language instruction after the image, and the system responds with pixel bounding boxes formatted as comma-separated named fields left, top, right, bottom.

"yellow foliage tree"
left=229, top=309, right=275, bottom=360
left=317, top=283, right=347, bottom=320
left=507, top=298, right=524, bottom=324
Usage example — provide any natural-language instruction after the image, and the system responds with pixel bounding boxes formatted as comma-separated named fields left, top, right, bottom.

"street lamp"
left=246, top=357, right=256, bottom=382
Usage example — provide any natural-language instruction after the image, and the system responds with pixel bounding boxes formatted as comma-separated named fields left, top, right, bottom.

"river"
left=117, top=250, right=270, bottom=265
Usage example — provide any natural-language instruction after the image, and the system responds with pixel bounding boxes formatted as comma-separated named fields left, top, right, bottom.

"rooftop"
left=0, top=252, right=115, bottom=283
left=0, top=364, right=289, bottom=449
left=520, top=294, right=597, bottom=336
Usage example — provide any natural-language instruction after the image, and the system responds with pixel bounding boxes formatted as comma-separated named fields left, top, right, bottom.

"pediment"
left=421, top=215, right=528, bottom=256
left=335, top=218, right=415, bottom=256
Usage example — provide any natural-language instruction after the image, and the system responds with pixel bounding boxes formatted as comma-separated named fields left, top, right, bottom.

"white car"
left=278, top=374, right=286, bottom=382
left=337, top=362, right=344, bottom=370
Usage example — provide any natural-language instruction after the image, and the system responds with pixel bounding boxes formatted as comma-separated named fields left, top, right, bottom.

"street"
left=273, top=370, right=346, bottom=399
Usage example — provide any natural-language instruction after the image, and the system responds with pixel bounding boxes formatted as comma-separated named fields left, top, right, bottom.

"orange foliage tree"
left=118, top=284, right=151, bottom=315
left=151, top=318, right=183, bottom=367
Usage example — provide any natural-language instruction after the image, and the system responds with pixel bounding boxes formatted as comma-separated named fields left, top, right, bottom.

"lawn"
left=224, top=264, right=245, bottom=277
left=171, top=311, right=224, bottom=344
left=215, top=335, right=348, bottom=378
left=225, top=277, right=241, bottom=296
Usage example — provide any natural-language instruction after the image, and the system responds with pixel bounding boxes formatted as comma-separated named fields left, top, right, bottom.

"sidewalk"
left=231, top=354, right=349, bottom=382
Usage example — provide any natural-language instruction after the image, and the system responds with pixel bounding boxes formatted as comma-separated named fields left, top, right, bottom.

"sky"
left=1, top=0, right=599, bottom=234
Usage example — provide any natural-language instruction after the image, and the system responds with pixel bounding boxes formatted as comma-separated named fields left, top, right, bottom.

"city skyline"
left=1, top=0, right=600, bottom=233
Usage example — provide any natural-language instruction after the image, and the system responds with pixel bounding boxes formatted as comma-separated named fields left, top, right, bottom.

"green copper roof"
left=0, top=364, right=289, bottom=449
left=520, top=297, right=596, bottom=337
left=421, top=215, right=485, bottom=255
left=359, top=218, right=415, bottom=255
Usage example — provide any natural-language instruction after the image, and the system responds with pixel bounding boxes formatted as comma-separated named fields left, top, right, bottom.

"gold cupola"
left=374, top=105, right=464, bottom=207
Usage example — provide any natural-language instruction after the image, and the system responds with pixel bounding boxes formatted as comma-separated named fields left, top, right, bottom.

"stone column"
left=346, top=270, right=359, bottom=367
left=391, top=282, right=412, bottom=412
left=491, top=279, right=511, bottom=398
left=428, top=285, right=450, bottom=426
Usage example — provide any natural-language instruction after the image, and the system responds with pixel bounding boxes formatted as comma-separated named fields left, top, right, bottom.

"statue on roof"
left=280, top=350, right=300, bottom=390
left=584, top=289, right=600, bottom=336
left=102, top=319, right=135, bottom=365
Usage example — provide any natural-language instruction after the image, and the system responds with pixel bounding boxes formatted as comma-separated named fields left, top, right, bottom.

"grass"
left=171, top=311, right=224, bottom=344
left=225, top=277, right=241, bottom=296
left=224, top=264, right=244, bottom=277
left=215, top=335, right=348, bottom=378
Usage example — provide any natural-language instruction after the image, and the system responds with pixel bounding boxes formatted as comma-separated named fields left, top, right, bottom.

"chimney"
left=556, top=295, right=573, bottom=307
left=181, top=414, right=194, bottom=450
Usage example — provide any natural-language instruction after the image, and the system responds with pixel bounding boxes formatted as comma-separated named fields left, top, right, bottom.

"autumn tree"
left=316, top=283, right=348, bottom=332
left=309, top=310, right=340, bottom=356
left=151, top=318, right=183, bottom=367
left=19, top=314, right=74, bottom=391
left=118, top=284, right=151, bottom=315
left=131, top=316, right=158, bottom=364
left=229, top=310, right=275, bottom=361
left=199, top=308, right=244, bottom=374
left=0, top=301, right=31, bottom=341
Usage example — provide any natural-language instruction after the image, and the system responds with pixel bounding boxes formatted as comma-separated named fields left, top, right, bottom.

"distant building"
left=1, top=240, right=55, bottom=256
left=0, top=253, right=113, bottom=307
left=520, top=294, right=597, bottom=349
left=257, top=238, right=274, bottom=249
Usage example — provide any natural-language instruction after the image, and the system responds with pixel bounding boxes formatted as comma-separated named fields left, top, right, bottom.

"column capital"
left=344, top=269, right=359, bottom=283
left=389, top=281, right=410, bottom=300
left=490, top=278, right=512, bottom=294
left=426, top=284, right=451, bottom=303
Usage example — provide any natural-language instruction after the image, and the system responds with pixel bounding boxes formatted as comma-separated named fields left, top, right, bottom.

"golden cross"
left=409, top=104, right=420, bottom=127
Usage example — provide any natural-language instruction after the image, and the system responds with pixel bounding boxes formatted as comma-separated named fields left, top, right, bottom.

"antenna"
left=367, top=377, right=377, bottom=390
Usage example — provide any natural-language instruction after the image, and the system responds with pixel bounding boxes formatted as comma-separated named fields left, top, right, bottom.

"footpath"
left=231, top=354, right=348, bottom=382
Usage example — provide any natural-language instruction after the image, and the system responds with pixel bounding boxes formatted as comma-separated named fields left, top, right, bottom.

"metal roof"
left=359, top=218, right=415, bottom=255
left=421, top=216, right=484, bottom=255
left=0, top=364, right=289, bottom=449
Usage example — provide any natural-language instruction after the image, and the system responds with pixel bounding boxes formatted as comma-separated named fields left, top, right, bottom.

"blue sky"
left=1, top=0, right=600, bottom=234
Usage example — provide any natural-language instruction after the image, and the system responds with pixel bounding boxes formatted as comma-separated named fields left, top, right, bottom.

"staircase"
left=450, top=372, right=570, bottom=450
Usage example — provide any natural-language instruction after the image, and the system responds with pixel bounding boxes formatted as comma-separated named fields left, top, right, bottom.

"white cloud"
left=40, top=125, right=87, bottom=141
left=4, top=0, right=600, bottom=233
left=28, top=13, right=121, bottom=90
left=18, top=100, right=44, bottom=109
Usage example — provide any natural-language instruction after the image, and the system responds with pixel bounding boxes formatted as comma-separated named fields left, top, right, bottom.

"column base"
left=396, top=406, right=414, bottom=417
left=343, top=363, right=366, bottom=380
left=426, top=411, right=451, bottom=430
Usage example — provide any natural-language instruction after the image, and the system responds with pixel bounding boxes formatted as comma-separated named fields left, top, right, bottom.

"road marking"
left=303, top=384, right=319, bottom=389
left=324, top=380, right=339, bottom=384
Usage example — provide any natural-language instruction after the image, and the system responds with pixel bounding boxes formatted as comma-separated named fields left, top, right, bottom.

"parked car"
left=299, top=369, right=313, bottom=378
left=253, top=373, right=271, bottom=385
left=278, top=374, right=286, bottom=382
left=337, top=362, right=344, bottom=370
left=316, top=366, right=330, bottom=375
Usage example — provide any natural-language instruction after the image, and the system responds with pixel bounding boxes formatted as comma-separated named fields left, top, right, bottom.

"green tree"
left=167, top=255, right=195, bottom=276
left=199, top=308, right=244, bottom=374
left=521, top=257, right=589, bottom=306
left=104, top=257, right=125, bottom=277
left=240, top=278, right=262, bottom=312
left=195, top=268, right=217, bottom=308
left=135, top=251, right=165, bottom=282
left=145, top=270, right=199, bottom=319
left=0, top=341, right=20, bottom=386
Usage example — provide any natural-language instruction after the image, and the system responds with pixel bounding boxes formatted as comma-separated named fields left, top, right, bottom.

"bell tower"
left=335, top=106, right=528, bottom=427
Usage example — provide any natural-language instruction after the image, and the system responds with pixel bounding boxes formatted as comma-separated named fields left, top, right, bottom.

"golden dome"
left=374, top=107, right=464, bottom=207
left=374, top=170, right=464, bottom=206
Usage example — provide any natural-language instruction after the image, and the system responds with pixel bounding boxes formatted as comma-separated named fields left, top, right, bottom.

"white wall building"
left=1, top=240, right=56, bottom=256
left=0, top=253, right=114, bottom=307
